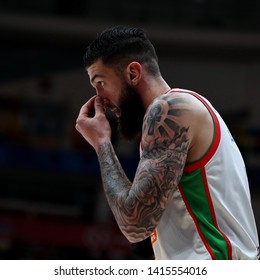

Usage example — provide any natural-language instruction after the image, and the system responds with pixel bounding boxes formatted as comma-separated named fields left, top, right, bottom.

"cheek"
left=107, top=88, right=121, bottom=106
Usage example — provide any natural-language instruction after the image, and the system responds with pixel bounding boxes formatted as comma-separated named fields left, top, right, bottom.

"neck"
left=139, top=76, right=171, bottom=110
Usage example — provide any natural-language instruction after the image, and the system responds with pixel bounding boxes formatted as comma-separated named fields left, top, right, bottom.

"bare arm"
left=97, top=94, right=190, bottom=243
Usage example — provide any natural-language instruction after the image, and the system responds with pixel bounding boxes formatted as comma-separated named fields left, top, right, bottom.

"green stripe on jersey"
left=180, top=169, right=229, bottom=259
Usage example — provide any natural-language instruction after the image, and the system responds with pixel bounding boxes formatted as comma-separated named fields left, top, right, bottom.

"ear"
left=125, top=61, right=142, bottom=86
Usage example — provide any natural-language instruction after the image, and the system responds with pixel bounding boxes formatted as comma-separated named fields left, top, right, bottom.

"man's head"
left=83, top=25, right=160, bottom=77
left=84, top=25, right=160, bottom=140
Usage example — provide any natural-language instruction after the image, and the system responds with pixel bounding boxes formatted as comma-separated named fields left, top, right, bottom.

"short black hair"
left=83, top=25, right=160, bottom=76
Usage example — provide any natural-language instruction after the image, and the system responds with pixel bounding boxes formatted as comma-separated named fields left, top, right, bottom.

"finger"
left=79, top=96, right=96, bottom=117
left=94, top=96, right=105, bottom=115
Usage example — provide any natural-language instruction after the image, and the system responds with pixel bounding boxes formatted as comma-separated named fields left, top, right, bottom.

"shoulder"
left=143, top=91, right=193, bottom=132
left=146, top=90, right=214, bottom=125
left=141, top=90, right=214, bottom=156
left=147, top=90, right=198, bottom=115
left=146, top=90, right=216, bottom=163
left=141, top=93, right=192, bottom=152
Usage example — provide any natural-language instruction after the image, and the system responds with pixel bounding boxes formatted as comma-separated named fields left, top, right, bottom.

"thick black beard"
left=117, top=84, right=146, bottom=141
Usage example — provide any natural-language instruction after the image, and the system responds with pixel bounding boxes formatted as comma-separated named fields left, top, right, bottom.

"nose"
left=95, top=91, right=107, bottom=104
left=95, top=86, right=105, bottom=97
left=95, top=89, right=102, bottom=97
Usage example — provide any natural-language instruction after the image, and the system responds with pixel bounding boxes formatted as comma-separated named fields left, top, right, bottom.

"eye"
left=98, top=81, right=104, bottom=88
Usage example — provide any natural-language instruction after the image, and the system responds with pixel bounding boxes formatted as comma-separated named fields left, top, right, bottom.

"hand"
left=75, top=96, right=112, bottom=151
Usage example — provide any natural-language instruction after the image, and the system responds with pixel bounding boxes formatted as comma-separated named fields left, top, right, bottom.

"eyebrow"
left=90, top=74, right=105, bottom=84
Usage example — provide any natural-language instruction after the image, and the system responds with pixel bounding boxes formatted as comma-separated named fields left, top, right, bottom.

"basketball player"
left=76, top=25, right=259, bottom=259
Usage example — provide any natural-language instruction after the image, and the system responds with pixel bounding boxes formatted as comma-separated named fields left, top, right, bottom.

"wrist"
left=95, top=138, right=111, bottom=154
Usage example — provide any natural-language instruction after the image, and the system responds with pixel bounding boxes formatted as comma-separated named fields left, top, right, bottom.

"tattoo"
left=97, top=95, right=190, bottom=242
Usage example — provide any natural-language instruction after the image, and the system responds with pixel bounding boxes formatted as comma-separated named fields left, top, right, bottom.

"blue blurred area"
left=0, top=0, right=259, bottom=260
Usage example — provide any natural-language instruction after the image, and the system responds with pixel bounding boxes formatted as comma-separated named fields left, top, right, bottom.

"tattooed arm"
left=97, top=94, right=190, bottom=243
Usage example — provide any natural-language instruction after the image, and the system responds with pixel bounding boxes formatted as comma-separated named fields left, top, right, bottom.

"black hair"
left=83, top=25, right=160, bottom=76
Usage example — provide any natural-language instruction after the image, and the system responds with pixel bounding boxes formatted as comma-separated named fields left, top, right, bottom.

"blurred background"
left=0, top=0, right=260, bottom=260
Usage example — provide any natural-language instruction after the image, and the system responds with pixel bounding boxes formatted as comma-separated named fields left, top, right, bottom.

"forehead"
left=87, top=59, right=115, bottom=81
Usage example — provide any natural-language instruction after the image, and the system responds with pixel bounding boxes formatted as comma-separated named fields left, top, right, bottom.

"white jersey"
left=146, top=88, right=259, bottom=260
